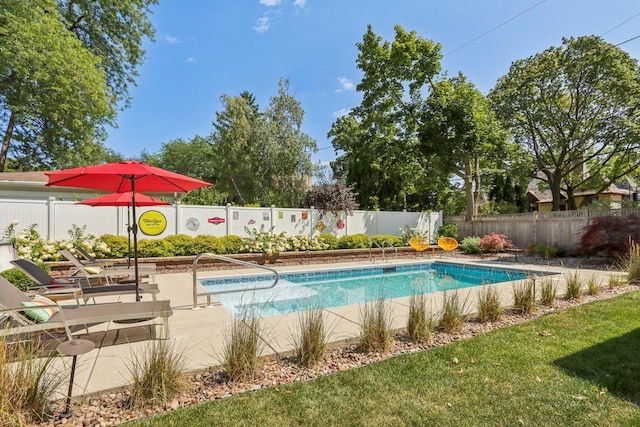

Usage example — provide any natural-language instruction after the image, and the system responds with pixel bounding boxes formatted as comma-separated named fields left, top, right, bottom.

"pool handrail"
left=369, top=239, right=398, bottom=263
left=192, top=253, right=279, bottom=309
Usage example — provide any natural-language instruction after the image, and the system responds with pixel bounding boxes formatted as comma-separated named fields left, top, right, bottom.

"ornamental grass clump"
left=0, top=336, right=66, bottom=426
left=222, top=312, right=263, bottom=382
left=587, top=276, right=601, bottom=296
left=564, top=271, right=583, bottom=300
left=291, top=308, right=328, bottom=367
left=608, top=274, right=626, bottom=289
left=359, top=297, right=394, bottom=353
left=513, top=278, right=536, bottom=314
left=127, top=339, right=187, bottom=409
left=539, top=277, right=557, bottom=307
left=438, top=291, right=469, bottom=333
left=624, top=241, right=640, bottom=283
left=407, top=292, right=432, bottom=343
left=476, top=285, right=503, bottom=322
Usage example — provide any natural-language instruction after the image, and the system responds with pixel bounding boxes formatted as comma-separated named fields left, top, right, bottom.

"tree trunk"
left=0, top=109, right=17, bottom=172
left=463, top=151, right=475, bottom=221
left=549, top=174, right=563, bottom=211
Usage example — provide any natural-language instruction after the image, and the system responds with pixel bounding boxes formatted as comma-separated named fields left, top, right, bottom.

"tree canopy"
left=212, top=79, right=317, bottom=207
left=490, top=36, right=640, bottom=210
left=0, top=0, right=156, bottom=171
left=330, top=25, right=518, bottom=216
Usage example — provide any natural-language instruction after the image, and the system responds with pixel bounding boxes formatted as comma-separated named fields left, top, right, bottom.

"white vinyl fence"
left=0, top=198, right=442, bottom=242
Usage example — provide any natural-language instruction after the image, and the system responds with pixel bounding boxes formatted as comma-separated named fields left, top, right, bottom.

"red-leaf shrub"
left=479, top=233, right=514, bottom=253
left=577, top=215, right=640, bottom=258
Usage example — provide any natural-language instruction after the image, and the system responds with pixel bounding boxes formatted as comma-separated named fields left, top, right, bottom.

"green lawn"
left=134, top=292, right=640, bottom=426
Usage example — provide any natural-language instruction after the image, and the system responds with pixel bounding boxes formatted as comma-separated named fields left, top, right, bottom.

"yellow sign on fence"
left=139, top=210, right=167, bottom=236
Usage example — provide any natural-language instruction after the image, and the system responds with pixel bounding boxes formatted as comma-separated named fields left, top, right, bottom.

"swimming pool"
left=201, top=261, right=542, bottom=318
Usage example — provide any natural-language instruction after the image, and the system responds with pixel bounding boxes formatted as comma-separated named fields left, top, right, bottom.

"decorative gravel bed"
left=31, top=263, right=636, bottom=427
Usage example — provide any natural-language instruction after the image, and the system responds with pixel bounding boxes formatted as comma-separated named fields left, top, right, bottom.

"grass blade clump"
left=0, top=336, right=65, bottom=426
left=539, top=277, right=557, bottom=307
left=624, top=241, right=640, bottom=283
left=476, top=285, right=503, bottom=322
left=407, top=292, right=432, bottom=343
left=513, top=278, right=536, bottom=314
left=438, top=291, right=468, bottom=333
left=291, top=308, right=328, bottom=367
left=127, top=339, right=187, bottom=409
left=586, top=276, right=601, bottom=296
left=564, top=271, right=583, bottom=300
left=222, top=311, right=263, bottom=382
left=359, top=297, right=394, bottom=353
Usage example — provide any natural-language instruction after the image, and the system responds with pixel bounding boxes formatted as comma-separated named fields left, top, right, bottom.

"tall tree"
left=212, top=91, right=263, bottom=205
left=212, top=80, right=316, bottom=207
left=420, top=73, right=520, bottom=220
left=261, top=78, right=317, bottom=207
left=330, top=25, right=516, bottom=215
left=141, top=135, right=223, bottom=205
left=329, top=25, right=447, bottom=211
left=0, top=0, right=156, bottom=171
left=490, top=36, right=640, bottom=210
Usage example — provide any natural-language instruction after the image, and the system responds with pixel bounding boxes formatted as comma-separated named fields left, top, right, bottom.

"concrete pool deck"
left=54, top=256, right=624, bottom=397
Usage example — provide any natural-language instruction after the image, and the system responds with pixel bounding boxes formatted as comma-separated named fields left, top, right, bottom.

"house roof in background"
left=0, top=171, right=48, bottom=183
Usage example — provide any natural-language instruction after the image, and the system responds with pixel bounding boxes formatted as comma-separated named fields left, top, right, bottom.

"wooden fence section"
left=446, top=208, right=640, bottom=250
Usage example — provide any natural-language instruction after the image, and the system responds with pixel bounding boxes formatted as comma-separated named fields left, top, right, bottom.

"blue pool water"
left=201, top=262, right=536, bottom=318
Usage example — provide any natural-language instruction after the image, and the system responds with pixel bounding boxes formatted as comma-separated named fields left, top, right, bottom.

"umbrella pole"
left=127, top=205, right=132, bottom=268
left=131, top=180, right=140, bottom=301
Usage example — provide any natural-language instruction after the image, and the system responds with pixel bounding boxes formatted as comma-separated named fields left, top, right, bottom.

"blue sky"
left=105, top=0, right=640, bottom=166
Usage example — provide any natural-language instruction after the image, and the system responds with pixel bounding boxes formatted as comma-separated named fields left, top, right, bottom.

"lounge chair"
left=10, top=258, right=159, bottom=302
left=0, top=276, right=171, bottom=339
left=61, top=249, right=156, bottom=283
left=76, top=246, right=156, bottom=271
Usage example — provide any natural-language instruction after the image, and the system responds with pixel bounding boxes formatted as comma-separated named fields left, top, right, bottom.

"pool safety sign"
left=139, top=210, right=167, bottom=236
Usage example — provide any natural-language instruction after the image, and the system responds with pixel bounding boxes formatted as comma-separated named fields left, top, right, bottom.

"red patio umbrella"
left=46, top=161, right=212, bottom=300
left=78, top=192, right=171, bottom=275
left=77, top=191, right=170, bottom=207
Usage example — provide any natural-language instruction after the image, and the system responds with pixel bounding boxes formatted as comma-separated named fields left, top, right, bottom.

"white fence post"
left=46, top=197, right=55, bottom=240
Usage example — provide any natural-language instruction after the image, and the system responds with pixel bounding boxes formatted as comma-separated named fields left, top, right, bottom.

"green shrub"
left=371, top=235, right=403, bottom=247
left=291, top=308, right=328, bottom=367
left=359, top=297, right=394, bottom=353
left=435, top=223, right=458, bottom=239
left=188, top=235, right=226, bottom=255
left=220, top=235, right=244, bottom=254
left=459, top=236, right=484, bottom=254
left=400, top=225, right=428, bottom=245
left=97, top=234, right=129, bottom=258
left=127, top=339, right=187, bottom=409
left=0, top=263, right=49, bottom=292
left=163, top=234, right=193, bottom=256
left=477, top=286, right=503, bottom=322
left=533, top=244, right=559, bottom=259
left=137, top=239, right=175, bottom=258
left=337, top=233, right=371, bottom=249
left=317, top=233, right=338, bottom=250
